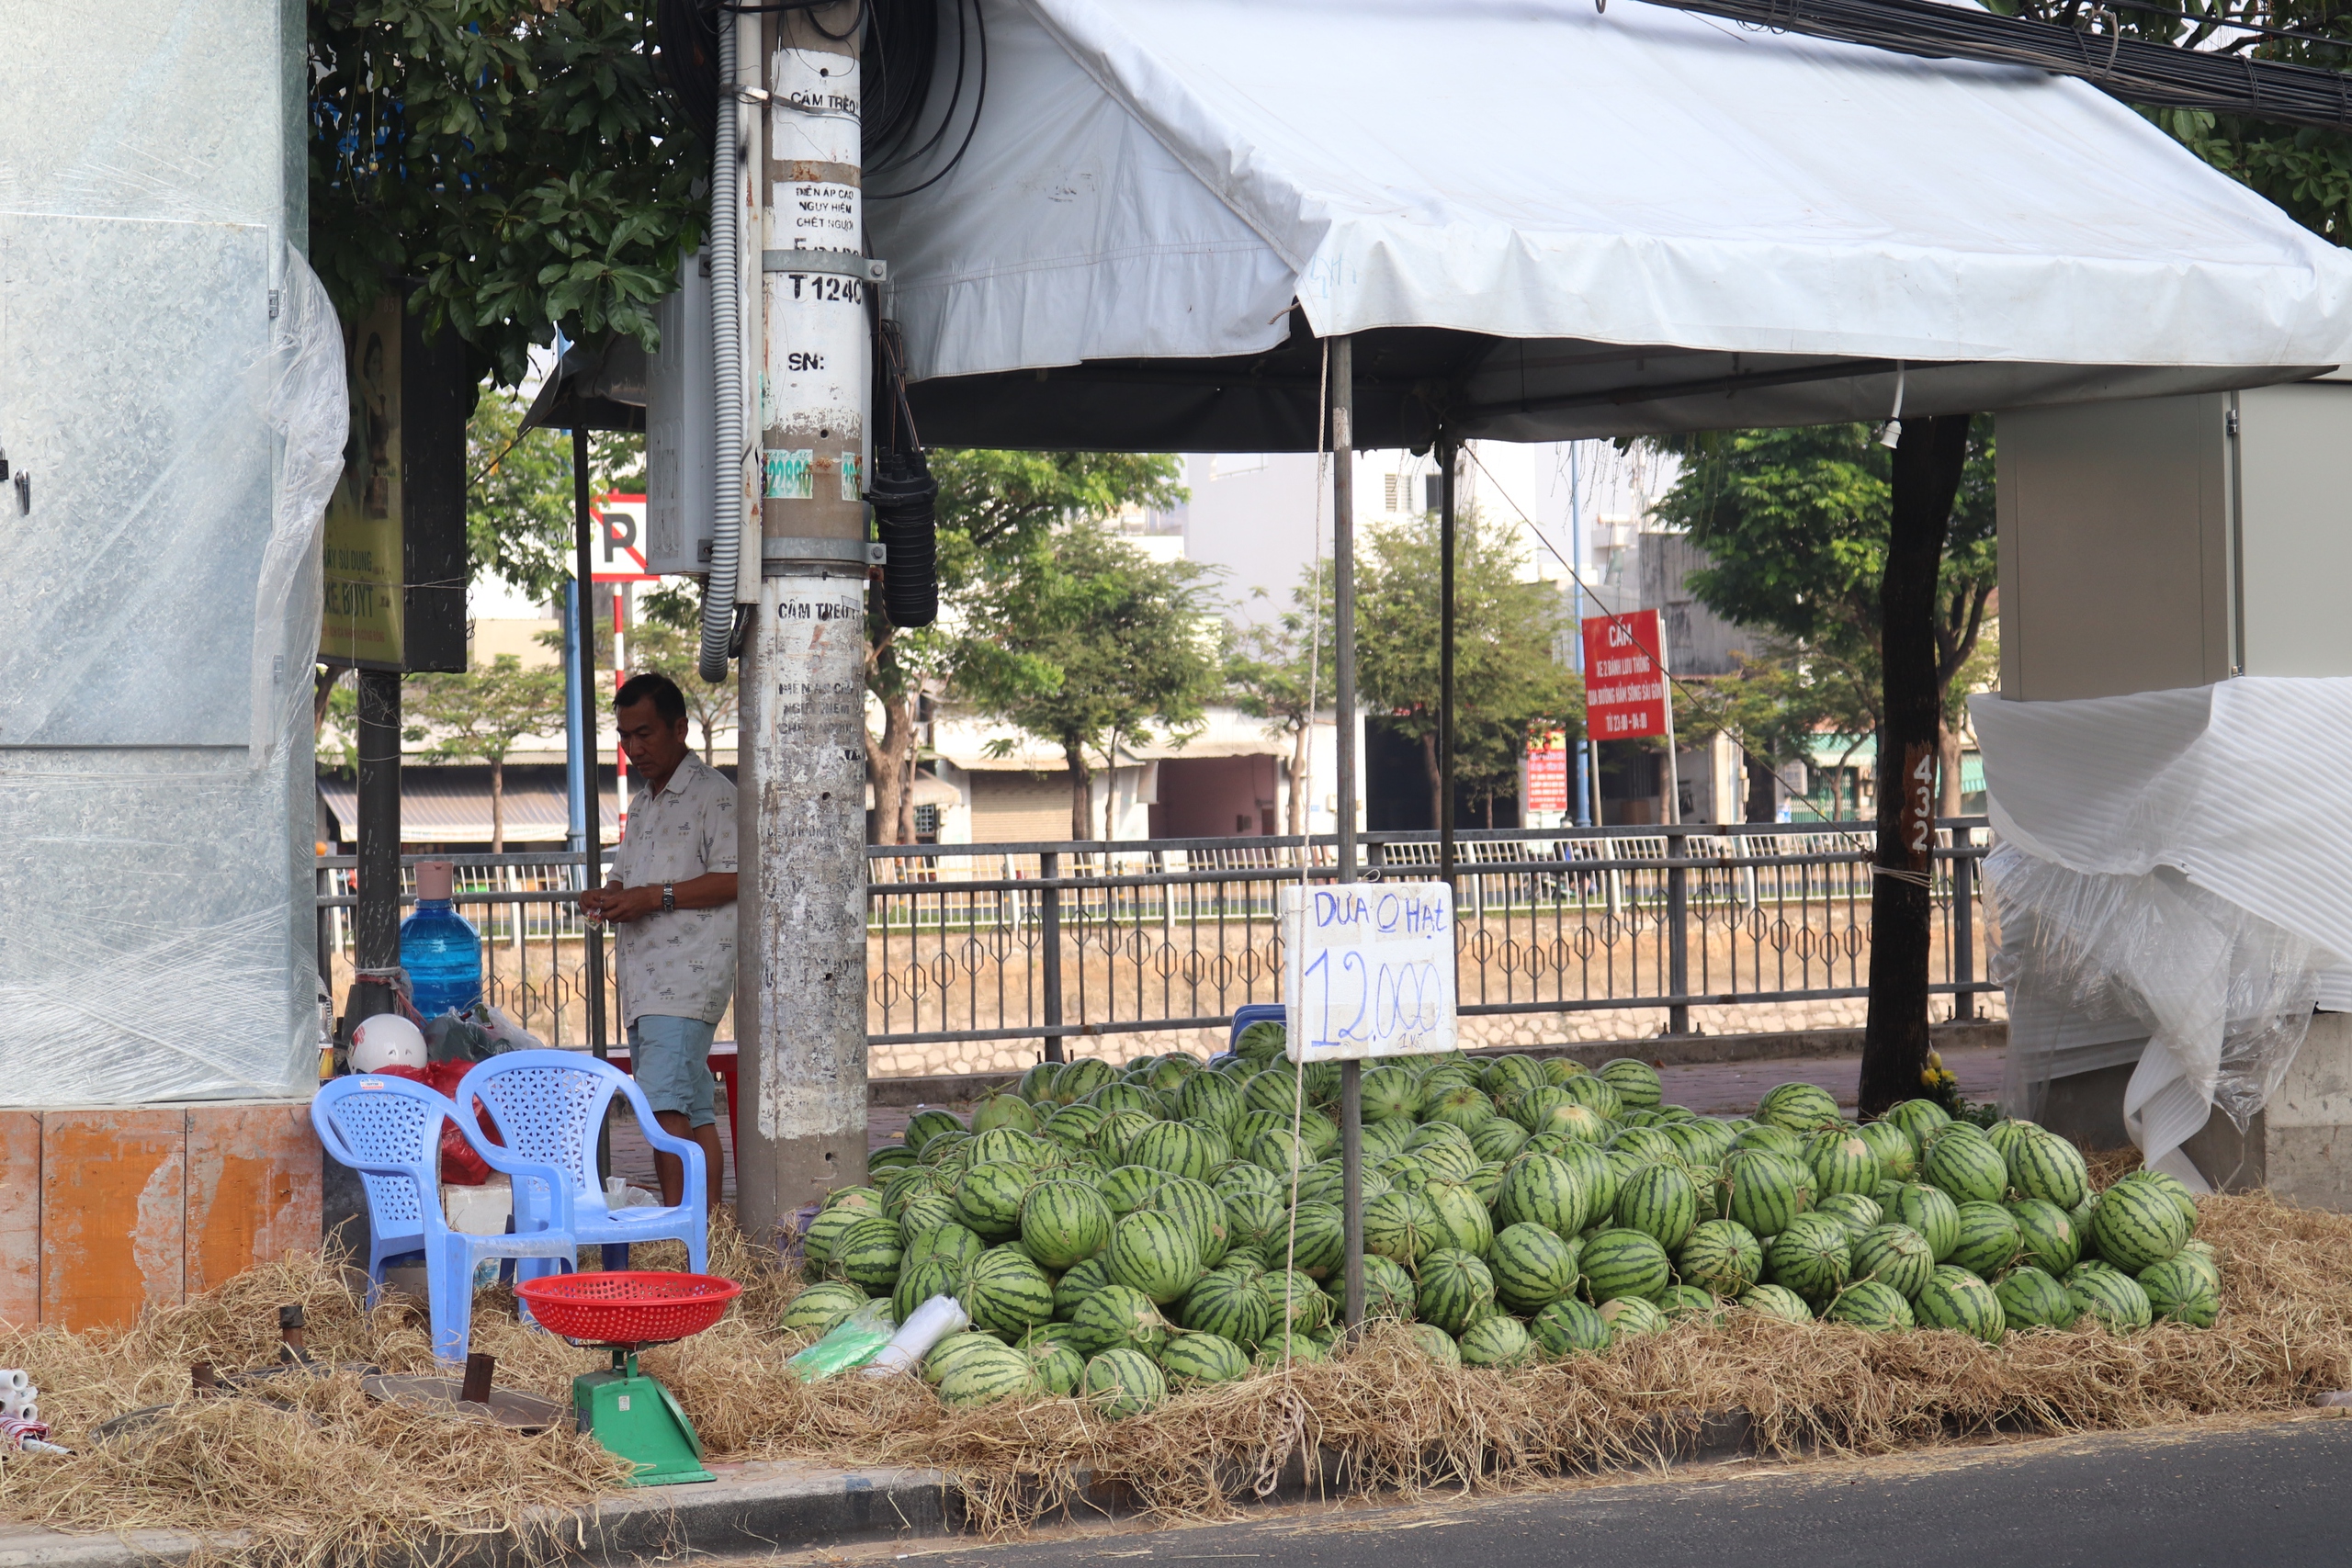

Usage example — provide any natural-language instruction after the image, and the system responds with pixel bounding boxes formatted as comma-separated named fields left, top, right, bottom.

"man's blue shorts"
left=628, top=1015, right=718, bottom=1128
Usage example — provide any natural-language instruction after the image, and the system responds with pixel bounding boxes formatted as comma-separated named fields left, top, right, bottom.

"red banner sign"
left=1582, top=609, right=1668, bottom=739
left=1525, top=732, right=1568, bottom=813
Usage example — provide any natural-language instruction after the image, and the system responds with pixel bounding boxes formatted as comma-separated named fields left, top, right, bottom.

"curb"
left=0, top=1409, right=1767, bottom=1568
left=870, top=1021, right=2008, bottom=1107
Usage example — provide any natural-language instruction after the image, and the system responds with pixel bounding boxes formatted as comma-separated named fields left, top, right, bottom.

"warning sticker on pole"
left=1279, top=883, right=1458, bottom=1061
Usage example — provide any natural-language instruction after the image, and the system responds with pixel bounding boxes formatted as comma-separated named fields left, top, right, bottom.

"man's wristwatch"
left=661, top=882, right=676, bottom=913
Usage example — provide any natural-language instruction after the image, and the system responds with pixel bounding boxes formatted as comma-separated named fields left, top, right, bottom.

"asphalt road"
left=840, top=1418, right=2352, bottom=1568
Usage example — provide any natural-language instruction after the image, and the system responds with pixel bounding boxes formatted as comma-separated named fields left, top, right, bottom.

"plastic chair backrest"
left=312, top=1075, right=449, bottom=1237
left=458, top=1051, right=628, bottom=1199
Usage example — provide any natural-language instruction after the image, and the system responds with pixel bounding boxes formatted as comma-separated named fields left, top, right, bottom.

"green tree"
left=1355, top=508, right=1584, bottom=827
left=954, top=521, right=1223, bottom=840
left=626, top=591, right=740, bottom=763
left=864, top=452, right=1188, bottom=843
left=308, top=0, right=700, bottom=387
left=402, top=653, right=568, bottom=851
left=1226, top=580, right=1337, bottom=837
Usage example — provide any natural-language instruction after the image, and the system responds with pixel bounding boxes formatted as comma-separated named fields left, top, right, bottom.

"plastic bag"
left=484, top=1006, right=547, bottom=1055
left=861, top=1295, right=969, bottom=1378
left=786, top=1297, right=897, bottom=1381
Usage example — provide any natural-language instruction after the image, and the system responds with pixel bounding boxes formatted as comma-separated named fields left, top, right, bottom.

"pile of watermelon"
left=776, top=1024, right=2221, bottom=1415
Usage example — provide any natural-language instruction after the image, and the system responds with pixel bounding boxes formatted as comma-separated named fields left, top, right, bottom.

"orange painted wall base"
left=0, top=1101, right=321, bottom=1331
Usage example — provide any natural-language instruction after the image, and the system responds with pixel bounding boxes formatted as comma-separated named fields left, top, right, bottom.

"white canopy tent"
left=871, top=0, right=2352, bottom=448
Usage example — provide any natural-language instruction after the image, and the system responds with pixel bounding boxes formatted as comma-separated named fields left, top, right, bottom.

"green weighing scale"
left=515, top=1270, right=744, bottom=1486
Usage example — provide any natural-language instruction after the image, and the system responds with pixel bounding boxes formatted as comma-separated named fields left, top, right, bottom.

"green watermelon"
left=1363, top=1253, right=1419, bottom=1320
left=1826, top=1279, right=1915, bottom=1331
left=1104, top=1210, right=1204, bottom=1304
left=1599, top=1058, right=1664, bottom=1111
left=1242, top=1066, right=1305, bottom=1118
left=922, top=1331, right=1001, bottom=1384
left=1125, top=1121, right=1217, bottom=1182
left=1234, top=1021, right=1288, bottom=1063
left=955, top=1161, right=1035, bottom=1241
left=1923, top=1134, right=2008, bottom=1206
left=967, top=1126, right=1054, bottom=1169
left=1733, top=1123, right=1805, bottom=1158
left=1069, top=1283, right=1171, bottom=1356
left=1083, top=1348, right=1168, bottom=1417
left=966, top=1247, right=1057, bottom=1337
left=1885, top=1098, right=1951, bottom=1146
left=1995, top=1265, right=2078, bottom=1330
left=970, top=1091, right=1040, bottom=1136
left=1613, top=1162, right=1700, bottom=1251
left=1530, top=1297, right=1611, bottom=1356
left=1557, top=1073, right=1624, bottom=1121
left=1159, top=1330, right=1252, bottom=1385
left=1763, top=1213, right=1850, bottom=1305
left=1888, top=1183, right=1962, bottom=1261
left=936, top=1340, right=1038, bottom=1407
left=1425, top=1179, right=1497, bottom=1258
left=904, top=1108, right=967, bottom=1154
left=1490, top=1222, right=1580, bottom=1314
left=1041, top=1103, right=1107, bottom=1152
left=1285, top=1201, right=1347, bottom=1280
left=1413, top=1136, right=1482, bottom=1183
left=1018, top=1179, right=1112, bottom=1270
left=2007, top=1129, right=2090, bottom=1210
left=1408, top=1321, right=1464, bottom=1365
left=1856, top=1120, right=1919, bottom=1182
left=1013, top=1328, right=1086, bottom=1396
left=1495, top=1152, right=1591, bottom=1237
left=2006, top=1197, right=2081, bottom=1277
left=1915, top=1265, right=2006, bottom=1345
left=2138, top=1256, right=2219, bottom=1327
left=1458, top=1313, right=1535, bottom=1367
left=1674, top=1219, right=1763, bottom=1298
left=1737, top=1284, right=1813, bottom=1323
left=1416, top=1248, right=1498, bottom=1335
left=1849, top=1224, right=1935, bottom=1300
left=899, top=1192, right=965, bottom=1241
left=1481, top=1054, right=1549, bottom=1100
left=1098, top=1164, right=1165, bottom=1218
left=1261, top=1269, right=1332, bottom=1335
left=1243, top=1127, right=1312, bottom=1177
left=867, top=1146, right=920, bottom=1178
left=1807, top=1133, right=1880, bottom=1198
left=779, top=1280, right=867, bottom=1337
left=2066, top=1262, right=2153, bottom=1332
left=1179, top=1268, right=1272, bottom=1348
left=1658, top=1283, right=1717, bottom=1321
left=1813, top=1192, right=1883, bottom=1236
left=1758, top=1081, right=1842, bottom=1134
left=917, top=1130, right=973, bottom=1168
left=1721, top=1150, right=1807, bottom=1238
left=894, top=1256, right=967, bottom=1325
left=1947, top=1201, right=2022, bottom=1279
left=1578, top=1227, right=1672, bottom=1304
left=1221, top=1186, right=1287, bottom=1258
left=1172, top=1070, right=1245, bottom=1134
left=1597, top=1295, right=1668, bottom=1338
left=1052, top=1255, right=1111, bottom=1320
left=2124, top=1169, right=2201, bottom=1231
left=831, top=1215, right=906, bottom=1293
left=1473, top=1118, right=1532, bottom=1164
left=1144, top=1177, right=1229, bottom=1267
left=1017, top=1061, right=1063, bottom=1104
left=799, top=1204, right=867, bottom=1269
left=1053, top=1057, right=1118, bottom=1103
left=1363, top=1188, right=1441, bottom=1266
left=2090, top=1177, right=2192, bottom=1271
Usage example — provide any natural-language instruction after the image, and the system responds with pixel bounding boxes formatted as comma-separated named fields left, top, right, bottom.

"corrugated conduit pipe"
left=698, top=15, right=745, bottom=684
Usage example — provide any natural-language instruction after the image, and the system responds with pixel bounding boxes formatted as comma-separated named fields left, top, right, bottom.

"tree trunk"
left=1065, top=744, right=1093, bottom=840
left=1860, top=415, right=1973, bottom=1117
left=1745, top=755, right=1778, bottom=823
left=1421, top=730, right=1443, bottom=830
left=1937, top=716, right=1964, bottom=818
left=899, top=741, right=919, bottom=844
left=865, top=692, right=916, bottom=845
left=1288, top=720, right=1311, bottom=837
left=490, top=754, right=505, bottom=855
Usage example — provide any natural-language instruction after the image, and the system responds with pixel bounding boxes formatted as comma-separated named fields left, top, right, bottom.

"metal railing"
left=314, top=818, right=1995, bottom=1057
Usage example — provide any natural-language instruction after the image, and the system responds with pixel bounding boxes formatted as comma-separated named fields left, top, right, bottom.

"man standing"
left=581, top=672, right=736, bottom=1212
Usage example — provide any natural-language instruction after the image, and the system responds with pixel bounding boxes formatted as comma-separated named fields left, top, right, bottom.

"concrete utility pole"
left=737, top=0, right=875, bottom=1241
left=351, top=671, right=402, bottom=1026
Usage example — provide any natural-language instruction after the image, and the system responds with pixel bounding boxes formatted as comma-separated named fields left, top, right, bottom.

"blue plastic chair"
left=453, top=1050, right=708, bottom=1281
left=1228, top=1003, right=1288, bottom=1055
left=311, top=1074, right=581, bottom=1362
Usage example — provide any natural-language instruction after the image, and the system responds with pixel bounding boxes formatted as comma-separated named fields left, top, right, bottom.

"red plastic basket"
left=514, top=1271, right=744, bottom=1345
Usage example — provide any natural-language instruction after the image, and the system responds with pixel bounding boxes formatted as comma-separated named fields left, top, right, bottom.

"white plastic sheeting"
left=1973, top=682, right=2352, bottom=1186
left=872, top=0, right=2352, bottom=436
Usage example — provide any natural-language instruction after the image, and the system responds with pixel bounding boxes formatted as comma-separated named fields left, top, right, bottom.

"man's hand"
left=592, top=885, right=666, bottom=924
left=579, top=879, right=626, bottom=922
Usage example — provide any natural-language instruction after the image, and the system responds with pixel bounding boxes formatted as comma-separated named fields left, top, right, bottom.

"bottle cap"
left=416, top=860, right=455, bottom=901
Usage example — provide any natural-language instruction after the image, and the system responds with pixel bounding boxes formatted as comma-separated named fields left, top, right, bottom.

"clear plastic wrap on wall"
left=0, top=246, right=345, bottom=1106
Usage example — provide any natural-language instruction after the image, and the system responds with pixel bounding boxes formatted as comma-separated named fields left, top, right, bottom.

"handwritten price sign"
left=1279, top=883, right=1459, bottom=1061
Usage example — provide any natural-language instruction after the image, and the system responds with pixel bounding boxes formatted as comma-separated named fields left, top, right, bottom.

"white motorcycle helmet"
left=350, top=1013, right=427, bottom=1074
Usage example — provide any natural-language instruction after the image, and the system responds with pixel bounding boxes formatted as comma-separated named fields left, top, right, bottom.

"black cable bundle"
left=872, top=449, right=938, bottom=627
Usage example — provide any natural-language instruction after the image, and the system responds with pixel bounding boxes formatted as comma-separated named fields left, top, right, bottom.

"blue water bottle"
left=401, top=859, right=483, bottom=1019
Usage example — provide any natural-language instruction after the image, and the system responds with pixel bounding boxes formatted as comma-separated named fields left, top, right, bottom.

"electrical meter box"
left=644, top=252, right=715, bottom=576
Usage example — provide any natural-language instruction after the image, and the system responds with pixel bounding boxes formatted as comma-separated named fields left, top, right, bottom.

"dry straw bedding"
left=4, top=1182, right=2351, bottom=1567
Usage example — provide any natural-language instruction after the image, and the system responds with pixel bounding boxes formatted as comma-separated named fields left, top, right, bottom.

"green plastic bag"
left=786, top=1297, right=897, bottom=1381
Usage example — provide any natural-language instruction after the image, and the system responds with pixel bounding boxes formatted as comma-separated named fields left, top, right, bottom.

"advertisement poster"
left=320, top=295, right=403, bottom=668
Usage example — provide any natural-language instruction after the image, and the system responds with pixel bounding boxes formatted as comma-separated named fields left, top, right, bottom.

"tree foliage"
left=627, top=590, right=740, bottom=762
left=402, top=652, right=568, bottom=850
left=954, top=521, right=1224, bottom=840
left=1353, top=508, right=1584, bottom=824
left=308, top=0, right=702, bottom=387
left=1225, top=577, right=1338, bottom=837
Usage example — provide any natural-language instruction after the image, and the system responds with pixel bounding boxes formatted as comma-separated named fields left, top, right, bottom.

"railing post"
left=1040, top=850, right=1065, bottom=1064
left=1952, top=829, right=1976, bottom=1022
left=1667, top=825, right=1690, bottom=1035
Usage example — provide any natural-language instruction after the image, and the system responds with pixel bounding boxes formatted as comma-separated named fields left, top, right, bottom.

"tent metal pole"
left=1439, top=431, right=1456, bottom=885
left=1330, top=336, right=1363, bottom=1333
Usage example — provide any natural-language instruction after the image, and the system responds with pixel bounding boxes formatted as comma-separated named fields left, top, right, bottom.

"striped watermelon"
left=967, top=1127, right=1055, bottom=1169
left=1473, top=1118, right=1531, bottom=1163
left=1496, top=1152, right=1591, bottom=1238
left=1763, top=1213, right=1850, bottom=1305
left=1018, top=1060, right=1062, bottom=1104
left=2138, top=1256, right=2219, bottom=1327
left=2066, top=1262, right=2153, bottom=1332
left=1052, top=1256, right=1111, bottom=1320
left=1806, top=1133, right=1881, bottom=1198
left=1483, top=1054, right=1550, bottom=1100
left=1179, top=1269, right=1272, bottom=1348
left=1084, top=1348, right=1168, bottom=1417
left=1363, top=1253, right=1419, bottom=1320
left=1054, top=1058, right=1118, bottom=1103
left=955, top=1161, right=1035, bottom=1241
left=1286, top=1201, right=1347, bottom=1279
left=2006, top=1197, right=2081, bottom=1277
left=1597, top=1296, right=1668, bottom=1338
left=905, top=1108, right=967, bottom=1154
left=967, top=1247, right=1057, bottom=1337
left=1014, top=1328, right=1086, bottom=1396
left=1733, top=1123, right=1805, bottom=1158
left=1491, top=1223, right=1579, bottom=1313
left=1104, top=1210, right=1204, bottom=1304
left=1469, top=1159, right=1510, bottom=1209
left=1426, top=1179, right=1497, bottom=1258
left=1737, top=1283, right=1814, bottom=1323
left=1160, top=1330, right=1252, bottom=1385
left=1857, top=1120, right=1919, bottom=1182
left=1232, top=1109, right=1290, bottom=1147
left=1947, top=1201, right=2022, bottom=1279
left=1458, top=1313, right=1535, bottom=1367
left=899, top=1193, right=964, bottom=1241
left=779, top=1280, right=867, bottom=1337
left=1295, top=1108, right=1342, bottom=1162
left=1849, top=1224, right=1935, bottom=1300
left=1360, top=1064, right=1423, bottom=1123
left=1721, top=1150, right=1808, bottom=1239
left=1915, top=1265, right=2006, bottom=1345
left=1889, top=1183, right=1962, bottom=1261
left=1923, top=1134, right=2008, bottom=1206
left=1243, top=1067, right=1305, bottom=1117
left=971, top=1092, right=1041, bottom=1136
left=2087, top=1177, right=2191, bottom=1271
left=2124, top=1169, right=2201, bottom=1231
left=1674, top=1218, right=1763, bottom=1298
left=800, top=1204, right=867, bottom=1269
left=1216, top=1160, right=1283, bottom=1201
left=1530, top=1297, right=1611, bottom=1357
left=1599, top=1058, right=1664, bottom=1111
left=1244, top=1127, right=1312, bottom=1177
left=1827, top=1279, right=1915, bottom=1331
left=922, top=1331, right=1001, bottom=1384
left=937, top=1340, right=1038, bottom=1407
left=1540, top=1056, right=1590, bottom=1087
left=1099, top=1165, right=1165, bottom=1218
left=1041, top=1102, right=1106, bottom=1152
left=1376, top=1151, right=1434, bottom=1192
left=918, top=1130, right=973, bottom=1168
left=1363, top=1113, right=1418, bottom=1160
left=1143, top=1176, right=1229, bottom=1268
left=1413, top=1137, right=1483, bottom=1184
left=1614, top=1162, right=1700, bottom=1251
left=1070, top=1283, right=1171, bottom=1356
left=868, top=1147, right=920, bottom=1178
left=1758, top=1081, right=1842, bottom=1134
left=1259, top=1331, right=1331, bottom=1366
left=1578, top=1227, right=1672, bottom=1304
left=2176, top=1240, right=2222, bottom=1292
left=831, top=1215, right=906, bottom=1293
left=1087, top=1081, right=1164, bottom=1122
left=1402, top=1322, right=1461, bottom=1365
left=820, top=1185, right=885, bottom=1216
left=1092, top=1111, right=1161, bottom=1164
left=1173, top=1069, right=1245, bottom=1134
left=1363, top=1188, right=1442, bottom=1266
left=1509, top=1086, right=1574, bottom=1134
left=1261, top=1269, right=1333, bottom=1334
left=1554, top=1072, right=1623, bottom=1120
left=1416, top=1248, right=1498, bottom=1335
left=1995, top=1265, right=2078, bottom=1330
left=1884, top=1098, right=1951, bottom=1147
left=1813, top=1192, right=1883, bottom=1237
left=1608, top=1126, right=1682, bottom=1164
left=1659, top=1283, right=1717, bottom=1321
left=1421, top=1084, right=1496, bottom=1134
left=895, top=1256, right=969, bottom=1325
left=1019, top=1179, right=1113, bottom=1269
left=1293, top=1162, right=1349, bottom=1209
left=2008, top=1129, right=2090, bottom=1210
left=1222, top=1186, right=1287, bottom=1257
